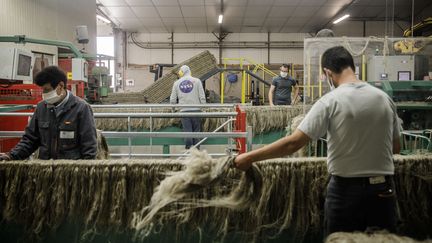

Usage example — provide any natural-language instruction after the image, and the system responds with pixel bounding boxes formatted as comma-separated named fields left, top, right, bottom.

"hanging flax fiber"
left=102, top=51, right=218, bottom=104
left=0, top=154, right=431, bottom=242
left=96, top=129, right=110, bottom=159
left=130, top=149, right=261, bottom=241
left=93, top=105, right=309, bottom=135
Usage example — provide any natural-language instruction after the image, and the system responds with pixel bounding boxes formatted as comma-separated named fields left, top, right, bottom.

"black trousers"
left=324, top=175, right=397, bottom=238
left=181, top=115, right=201, bottom=149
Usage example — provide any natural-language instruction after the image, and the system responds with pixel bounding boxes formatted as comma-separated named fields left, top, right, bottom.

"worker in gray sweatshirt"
left=170, top=65, right=206, bottom=149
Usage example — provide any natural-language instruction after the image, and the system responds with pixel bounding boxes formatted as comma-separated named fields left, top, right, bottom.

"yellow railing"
left=220, top=57, right=277, bottom=104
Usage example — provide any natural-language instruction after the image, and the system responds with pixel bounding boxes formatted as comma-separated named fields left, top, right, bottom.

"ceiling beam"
left=349, top=17, right=410, bottom=22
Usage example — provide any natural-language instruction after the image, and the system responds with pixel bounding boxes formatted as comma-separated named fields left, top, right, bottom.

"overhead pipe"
left=128, top=40, right=303, bottom=45
left=127, top=41, right=303, bottom=49
left=0, top=35, right=83, bottom=58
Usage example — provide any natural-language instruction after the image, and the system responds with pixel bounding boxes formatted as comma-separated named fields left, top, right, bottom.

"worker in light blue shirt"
left=234, top=46, right=401, bottom=239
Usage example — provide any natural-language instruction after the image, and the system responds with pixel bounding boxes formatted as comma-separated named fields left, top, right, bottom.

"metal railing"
left=401, top=131, right=431, bottom=154
left=0, top=106, right=246, bottom=158
left=90, top=104, right=236, bottom=108
left=316, top=137, right=328, bottom=157
left=0, top=112, right=238, bottom=118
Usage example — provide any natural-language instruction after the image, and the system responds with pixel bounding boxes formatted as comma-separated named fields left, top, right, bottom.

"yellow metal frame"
left=220, top=57, right=277, bottom=104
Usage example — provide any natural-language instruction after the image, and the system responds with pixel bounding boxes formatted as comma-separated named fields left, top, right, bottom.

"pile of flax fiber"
left=325, top=231, right=432, bottom=243
left=130, top=150, right=262, bottom=241
left=0, top=153, right=431, bottom=242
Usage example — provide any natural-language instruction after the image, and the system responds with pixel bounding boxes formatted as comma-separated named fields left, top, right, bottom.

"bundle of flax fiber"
left=93, top=105, right=309, bottom=135
left=0, top=153, right=431, bottom=242
left=131, top=149, right=262, bottom=240
left=101, top=51, right=218, bottom=104
left=325, top=231, right=432, bottom=243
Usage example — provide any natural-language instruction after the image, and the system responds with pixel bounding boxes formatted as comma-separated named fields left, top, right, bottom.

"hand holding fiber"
left=234, top=153, right=252, bottom=171
left=0, top=153, right=11, bottom=161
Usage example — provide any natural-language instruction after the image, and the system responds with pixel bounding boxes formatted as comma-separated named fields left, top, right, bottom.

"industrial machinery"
left=0, top=46, right=38, bottom=152
left=87, top=66, right=111, bottom=103
left=0, top=47, right=34, bottom=83
left=403, top=17, right=432, bottom=37
left=367, top=55, right=429, bottom=81
left=0, top=84, right=42, bottom=152
left=368, top=81, right=432, bottom=130
left=149, top=63, right=176, bottom=81
left=366, top=49, right=431, bottom=130
left=0, top=35, right=90, bottom=99
left=0, top=35, right=114, bottom=103
left=58, top=57, right=90, bottom=99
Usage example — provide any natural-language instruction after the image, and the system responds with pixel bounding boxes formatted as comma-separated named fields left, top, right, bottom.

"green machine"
left=92, top=66, right=111, bottom=97
left=368, top=81, right=432, bottom=130
left=87, top=66, right=111, bottom=103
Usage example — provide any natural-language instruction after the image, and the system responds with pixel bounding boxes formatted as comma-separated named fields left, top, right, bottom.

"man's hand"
left=0, top=153, right=11, bottom=161
left=234, top=153, right=252, bottom=171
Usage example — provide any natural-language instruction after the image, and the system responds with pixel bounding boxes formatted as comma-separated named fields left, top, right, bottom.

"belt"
left=331, top=175, right=393, bottom=185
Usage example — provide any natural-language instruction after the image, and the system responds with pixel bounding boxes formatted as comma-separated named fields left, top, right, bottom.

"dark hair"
left=34, top=66, right=67, bottom=88
left=321, top=46, right=355, bottom=74
left=281, top=64, right=289, bottom=69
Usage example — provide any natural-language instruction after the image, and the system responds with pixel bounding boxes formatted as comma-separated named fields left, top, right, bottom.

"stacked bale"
left=0, top=155, right=431, bottom=242
left=102, top=51, right=218, bottom=104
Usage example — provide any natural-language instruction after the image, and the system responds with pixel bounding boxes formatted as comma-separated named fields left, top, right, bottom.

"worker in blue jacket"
left=0, top=66, right=97, bottom=160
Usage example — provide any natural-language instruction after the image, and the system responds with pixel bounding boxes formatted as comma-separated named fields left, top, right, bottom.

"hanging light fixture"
left=333, top=14, right=350, bottom=24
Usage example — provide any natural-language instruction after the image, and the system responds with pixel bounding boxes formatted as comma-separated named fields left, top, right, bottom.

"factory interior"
left=0, top=0, right=432, bottom=242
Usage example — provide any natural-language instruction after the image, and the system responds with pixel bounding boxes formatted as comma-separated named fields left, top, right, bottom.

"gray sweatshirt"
left=170, top=74, right=206, bottom=112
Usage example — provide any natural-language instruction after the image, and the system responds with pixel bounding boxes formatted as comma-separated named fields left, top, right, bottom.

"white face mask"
left=280, top=71, right=288, bottom=78
left=42, top=88, right=62, bottom=104
left=326, top=73, right=336, bottom=90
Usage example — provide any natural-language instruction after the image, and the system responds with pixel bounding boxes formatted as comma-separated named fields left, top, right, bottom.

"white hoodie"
left=170, top=65, right=206, bottom=111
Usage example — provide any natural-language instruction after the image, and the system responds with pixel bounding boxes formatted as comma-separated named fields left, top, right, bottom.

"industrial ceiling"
left=97, top=0, right=431, bottom=33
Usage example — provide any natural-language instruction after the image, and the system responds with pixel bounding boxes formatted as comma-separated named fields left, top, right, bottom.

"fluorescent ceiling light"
left=333, top=14, right=350, bottom=24
left=97, top=14, right=111, bottom=24
left=218, top=14, right=223, bottom=24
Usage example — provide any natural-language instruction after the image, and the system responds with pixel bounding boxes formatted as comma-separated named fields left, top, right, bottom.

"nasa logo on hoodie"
left=179, top=80, right=194, bottom=93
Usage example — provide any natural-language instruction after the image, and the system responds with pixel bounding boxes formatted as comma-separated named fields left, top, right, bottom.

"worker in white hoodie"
left=170, top=65, right=206, bottom=149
